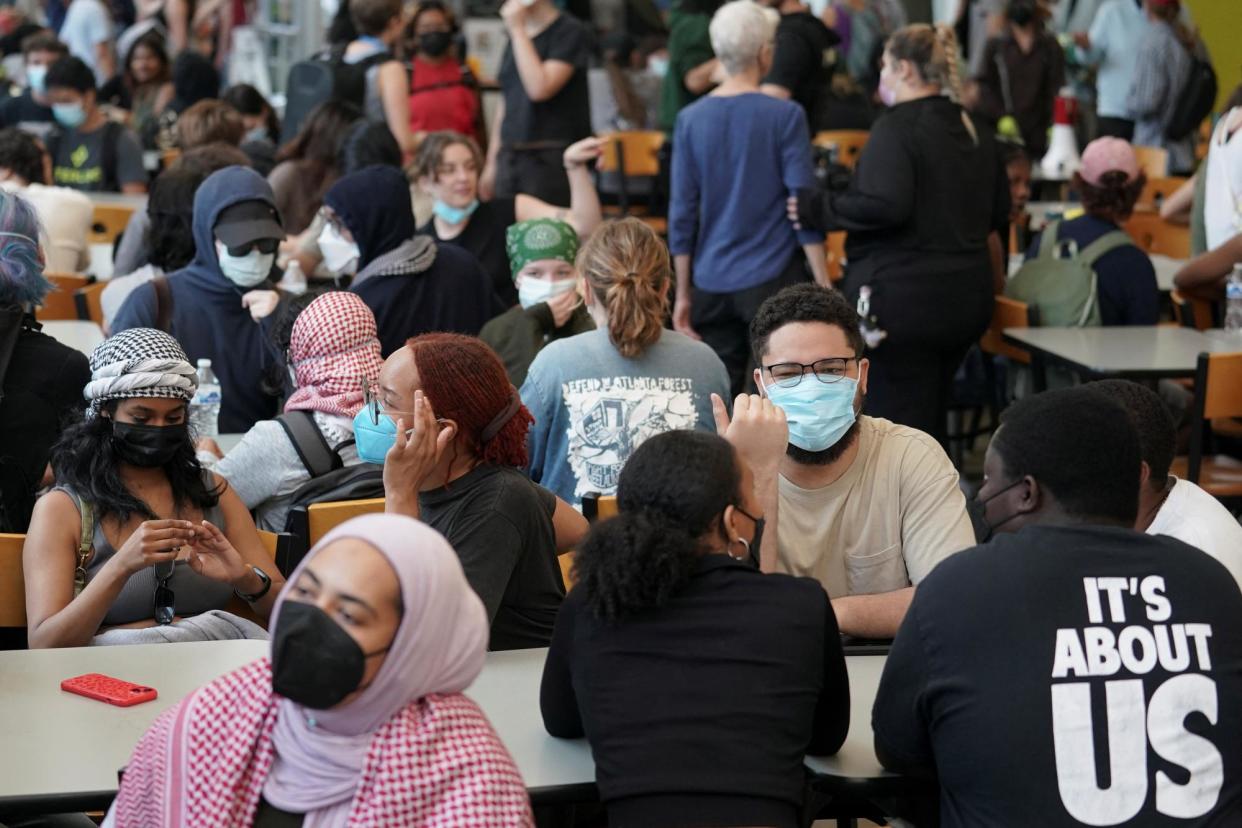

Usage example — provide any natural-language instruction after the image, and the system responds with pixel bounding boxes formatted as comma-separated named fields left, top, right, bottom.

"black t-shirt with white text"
left=873, top=525, right=1242, bottom=827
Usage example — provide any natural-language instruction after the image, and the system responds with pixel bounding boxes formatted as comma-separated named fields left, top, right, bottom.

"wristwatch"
left=234, top=565, right=273, bottom=603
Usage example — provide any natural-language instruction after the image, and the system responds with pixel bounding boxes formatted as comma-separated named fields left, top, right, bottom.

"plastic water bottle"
left=190, top=359, right=221, bottom=438
left=1226, top=266, right=1242, bottom=335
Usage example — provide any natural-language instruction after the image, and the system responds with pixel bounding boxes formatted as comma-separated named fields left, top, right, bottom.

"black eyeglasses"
left=763, top=357, right=858, bottom=389
left=153, top=560, right=175, bottom=625
left=224, top=238, right=279, bottom=257
left=361, top=379, right=416, bottom=427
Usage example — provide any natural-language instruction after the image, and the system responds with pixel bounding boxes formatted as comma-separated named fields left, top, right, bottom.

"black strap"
left=101, top=120, right=121, bottom=192
left=276, top=410, right=343, bottom=478
left=0, top=305, right=24, bottom=403
left=151, top=274, right=172, bottom=333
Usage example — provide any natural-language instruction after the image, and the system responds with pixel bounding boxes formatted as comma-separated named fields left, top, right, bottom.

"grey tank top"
left=56, top=482, right=234, bottom=627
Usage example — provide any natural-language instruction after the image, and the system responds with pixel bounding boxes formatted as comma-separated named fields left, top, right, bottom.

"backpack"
left=1004, top=220, right=1132, bottom=327
left=46, top=120, right=124, bottom=192
left=276, top=410, right=384, bottom=567
left=282, top=47, right=394, bottom=143
left=1167, top=55, right=1217, bottom=142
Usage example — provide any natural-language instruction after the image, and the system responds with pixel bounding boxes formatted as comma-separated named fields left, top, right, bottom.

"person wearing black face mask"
left=405, top=1, right=484, bottom=145
left=540, top=430, right=849, bottom=828
left=23, top=327, right=285, bottom=649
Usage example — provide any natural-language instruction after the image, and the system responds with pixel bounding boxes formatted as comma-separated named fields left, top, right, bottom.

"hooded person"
left=112, top=165, right=287, bottom=433
left=104, top=513, right=535, bottom=827
left=320, top=164, right=502, bottom=355
left=479, top=217, right=594, bottom=386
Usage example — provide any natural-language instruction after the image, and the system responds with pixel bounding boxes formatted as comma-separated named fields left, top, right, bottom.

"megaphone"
left=1041, top=87, right=1081, bottom=180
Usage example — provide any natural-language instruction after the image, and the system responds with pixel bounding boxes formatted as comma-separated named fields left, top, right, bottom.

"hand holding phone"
left=61, top=674, right=158, bottom=707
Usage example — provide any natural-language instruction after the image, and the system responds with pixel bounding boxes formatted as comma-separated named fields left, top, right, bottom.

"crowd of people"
left=0, top=0, right=1240, bottom=825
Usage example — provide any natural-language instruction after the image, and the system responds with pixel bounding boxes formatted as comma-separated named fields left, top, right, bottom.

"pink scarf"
left=283, top=292, right=384, bottom=419
left=110, top=515, right=533, bottom=828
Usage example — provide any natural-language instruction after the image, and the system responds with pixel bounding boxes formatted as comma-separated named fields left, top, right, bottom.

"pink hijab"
left=262, top=514, right=490, bottom=822
left=284, top=292, right=384, bottom=419
left=109, top=515, right=531, bottom=828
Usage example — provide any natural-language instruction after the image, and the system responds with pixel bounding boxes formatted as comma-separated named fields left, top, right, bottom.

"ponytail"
left=578, top=218, right=670, bottom=358
left=574, top=514, right=701, bottom=621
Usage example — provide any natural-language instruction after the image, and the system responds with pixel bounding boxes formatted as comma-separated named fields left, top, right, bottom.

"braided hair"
left=886, top=23, right=977, bottom=144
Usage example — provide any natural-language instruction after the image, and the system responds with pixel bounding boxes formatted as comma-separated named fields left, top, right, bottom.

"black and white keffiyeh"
left=83, top=328, right=198, bottom=411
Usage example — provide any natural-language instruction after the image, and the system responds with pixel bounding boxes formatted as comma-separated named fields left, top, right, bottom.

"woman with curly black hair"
left=539, top=429, right=849, bottom=828
left=23, top=328, right=285, bottom=648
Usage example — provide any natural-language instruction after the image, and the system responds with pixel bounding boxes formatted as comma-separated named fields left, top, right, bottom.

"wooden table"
left=1003, top=326, right=1242, bottom=379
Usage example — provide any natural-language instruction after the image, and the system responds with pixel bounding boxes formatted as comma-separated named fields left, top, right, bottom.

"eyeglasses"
left=763, top=357, right=858, bottom=389
left=223, top=238, right=279, bottom=257
left=361, top=379, right=415, bottom=426
left=153, top=560, right=175, bottom=625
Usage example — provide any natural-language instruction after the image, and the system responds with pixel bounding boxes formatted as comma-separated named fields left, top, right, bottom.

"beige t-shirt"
left=776, top=416, right=976, bottom=598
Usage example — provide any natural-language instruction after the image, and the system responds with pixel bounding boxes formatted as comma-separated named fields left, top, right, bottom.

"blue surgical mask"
left=26, top=64, right=47, bottom=95
left=763, top=376, right=859, bottom=452
left=432, top=198, right=479, bottom=225
left=52, top=102, right=86, bottom=129
left=352, top=401, right=397, bottom=464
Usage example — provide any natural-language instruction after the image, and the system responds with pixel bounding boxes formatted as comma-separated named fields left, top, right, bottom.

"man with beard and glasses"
left=718, top=283, right=974, bottom=638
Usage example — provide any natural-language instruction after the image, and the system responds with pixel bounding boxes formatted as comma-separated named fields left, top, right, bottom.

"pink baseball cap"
left=1080, top=137, right=1140, bottom=186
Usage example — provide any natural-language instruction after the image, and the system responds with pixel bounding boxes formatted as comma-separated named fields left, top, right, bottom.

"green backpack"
left=1005, top=220, right=1133, bottom=327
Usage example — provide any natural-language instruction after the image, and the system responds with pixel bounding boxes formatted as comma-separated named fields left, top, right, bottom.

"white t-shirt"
left=1, top=180, right=92, bottom=273
left=1204, top=108, right=1242, bottom=252
left=776, top=416, right=977, bottom=598
left=60, top=0, right=114, bottom=87
left=1148, top=476, right=1242, bottom=590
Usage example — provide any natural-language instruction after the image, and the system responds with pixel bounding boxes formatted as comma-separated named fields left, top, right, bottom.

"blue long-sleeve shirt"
left=668, top=92, right=821, bottom=293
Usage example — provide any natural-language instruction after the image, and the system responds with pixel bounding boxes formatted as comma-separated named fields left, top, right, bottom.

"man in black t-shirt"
left=759, top=0, right=839, bottom=131
left=482, top=0, right=592, bottom=205
left=874, top=387, right=1242, bottom=827
left=0, top=33, right=67, bottom=139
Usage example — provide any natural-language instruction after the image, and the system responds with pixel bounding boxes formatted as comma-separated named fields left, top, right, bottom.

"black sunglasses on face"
left=224, top=238, right=279, bottom=257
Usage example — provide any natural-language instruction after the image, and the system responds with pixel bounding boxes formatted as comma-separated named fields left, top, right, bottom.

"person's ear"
left=436, top=418, right=459, bottom=445
left=582, top=279, right=597, bottom=307
left=753, top=366, right=765, bottom=395
left=721, top=503, right=741, bottom=544
left=1014, top=475, right=1041, bottom=515
left=857, top=357, right=870, bottom=396
left=1139, top=460, right=1152, bottom=490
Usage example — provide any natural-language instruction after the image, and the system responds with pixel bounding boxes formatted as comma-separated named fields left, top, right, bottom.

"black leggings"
left=844, top=262, right=993, bottom=446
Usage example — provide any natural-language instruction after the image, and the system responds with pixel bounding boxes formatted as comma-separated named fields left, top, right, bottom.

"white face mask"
left=318, top=223, right=360, bottom=275
left=215, top=241, right=275, bottom=289
left=517, top=275, right=577, bottom=309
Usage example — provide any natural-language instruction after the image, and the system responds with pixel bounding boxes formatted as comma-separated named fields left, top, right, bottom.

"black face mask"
left=734, top=506, right=765, bottom=568
left=271, top=601, right=392, bottom=710
left=971, top=479, right=1025, bottom=542
left=418, top=31, right=453, bottom=58
left=112, top=421, right=187, bottom=468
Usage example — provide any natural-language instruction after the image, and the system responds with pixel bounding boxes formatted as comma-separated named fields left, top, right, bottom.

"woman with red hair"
left=356, top=332, right=588, bottom=650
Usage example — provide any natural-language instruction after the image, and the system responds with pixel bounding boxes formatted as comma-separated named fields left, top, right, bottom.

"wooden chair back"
left=825, top=232, right=847, bottom=282
left=1137, top=176, right=1188, bottom=212
left=564, top=495, right=621, bottom=589
left=89, top=204, right=135, bottom=245
left=597, top=131, right=665, bottom=178
left=307, top=497, right=386, bottom=549
left=1182, top=352, right=1242, bottom=495
left=74, top=281, right=108, bottom=326
left=812, top=130, right=870, bottom=168
left=979, top=296, right=1035, bottom=364
left=1170, top=289, right=1214, bottom=331
left=1123, top=213, right=1191, bottom=259
left=37, top=273, right=92, bottom=321
left=0, top=534, right=25, bottom=628
left=1197, top=352, right=1242, bottom=422
left=1132, top=145, right=1169, bottom=179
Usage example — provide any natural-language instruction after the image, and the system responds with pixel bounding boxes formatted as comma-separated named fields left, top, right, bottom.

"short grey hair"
left=709, top=0, right=778, bottom=76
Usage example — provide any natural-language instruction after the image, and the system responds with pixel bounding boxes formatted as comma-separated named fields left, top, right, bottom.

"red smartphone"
left=61, top=673, right=158, bottom=707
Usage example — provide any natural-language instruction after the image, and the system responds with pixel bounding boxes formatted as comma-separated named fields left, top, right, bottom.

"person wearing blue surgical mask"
left=719, top=283, right=975, bottom=640
left=479, top=217, right=594, bottom=386
left=414, top=131, right=604, bottom=308
left=0, top=33, right=66, bottom=137
left=43, top=55, right=148, bottom=194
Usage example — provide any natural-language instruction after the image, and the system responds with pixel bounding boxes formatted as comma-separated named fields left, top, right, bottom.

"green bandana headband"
left=505, top=218, right=579, bottom=277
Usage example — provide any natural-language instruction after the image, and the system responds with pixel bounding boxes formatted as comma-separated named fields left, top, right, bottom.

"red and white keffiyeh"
left=284, top=292, right=383, bottom=419
left=109, top=658, right=534, bottom=827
